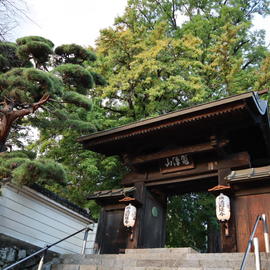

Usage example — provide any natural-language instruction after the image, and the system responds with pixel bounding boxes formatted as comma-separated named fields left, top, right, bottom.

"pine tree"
left=0, top=36, right=106, bottom=187
left=0, top=36, right=105, bottom=151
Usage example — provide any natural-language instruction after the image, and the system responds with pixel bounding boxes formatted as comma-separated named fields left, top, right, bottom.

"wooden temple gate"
left=78, top=91, right=270, bottom=254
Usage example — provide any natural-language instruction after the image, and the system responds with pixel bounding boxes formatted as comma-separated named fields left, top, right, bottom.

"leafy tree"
left=94, top=0, right=270, bottom=121
left=33, top=133, right=127, bottom=218
left=166, top=193, right=219, bottom=252
left=0, top=36, right=108, bottom=192
left=94, top=23, right=207, bottom=120
left=0, top=150, right=66, bottom=187
left=28, top=99, right=128, bottom=217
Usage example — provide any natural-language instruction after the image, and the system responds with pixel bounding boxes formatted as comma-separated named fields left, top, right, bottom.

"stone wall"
left=0, top=234, right=60, bottom=270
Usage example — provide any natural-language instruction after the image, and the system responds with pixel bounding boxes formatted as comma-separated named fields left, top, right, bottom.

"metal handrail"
left=240, top=214, right=270, bottom=270
left=2, top=225, right=93, bottom=270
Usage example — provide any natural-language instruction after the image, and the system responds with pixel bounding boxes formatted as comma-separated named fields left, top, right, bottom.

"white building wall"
left=0, top=184, right=97, bottom=254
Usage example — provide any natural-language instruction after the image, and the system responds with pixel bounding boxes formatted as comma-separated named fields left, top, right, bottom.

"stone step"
left=53, top=258, right=266, bottom=269
left=61, top=254, right=190, bottom=264
left=53, top=251, right=270, bottom=270
left=59, top=253, right=265, bottom=265
left=121, top=268, right=261, bottom=270
left=133, top=259, right=247, bottom=268
left=125, top=248, right=197, bottom=254
left=60, top=252, right=259, bottom=264
left=60, top=254, right=116, bottom=265
left=120, top=253, right=246, bottom=262
left=123, top=268, right=235, bottom=270
left=122, top=268, right=229, bottom=270
left=53, top=265, right=262, bottom=270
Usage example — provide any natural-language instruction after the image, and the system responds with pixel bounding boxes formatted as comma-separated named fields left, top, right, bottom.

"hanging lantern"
left=216, top=193, right=231, bottom=222
left=123, top=203, right=136, bottom=228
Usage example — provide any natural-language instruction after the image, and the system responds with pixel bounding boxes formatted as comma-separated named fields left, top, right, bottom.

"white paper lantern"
left=123, top=203, right=137, bottom=228
left=216, top=193, right=231, bottom=221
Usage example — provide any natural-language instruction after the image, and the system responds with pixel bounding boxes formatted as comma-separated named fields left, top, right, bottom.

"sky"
left=13, top=0, right=128, bottom=47
left=13, top=0, right=270, bottom=48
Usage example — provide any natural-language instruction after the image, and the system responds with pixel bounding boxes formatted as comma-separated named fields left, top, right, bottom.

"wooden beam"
left=145, top=172, right=218, bottom=187
left=122, top=152, right=250, bottom=186
left=129, top=139, right=229, bottom=165
left=104, top=204, right=126, bottom=211
left=218, top=152, right=251, bottom=169
left=218, top=168, right=231, bottom=186
left=122, top=160, right=215, bottom=185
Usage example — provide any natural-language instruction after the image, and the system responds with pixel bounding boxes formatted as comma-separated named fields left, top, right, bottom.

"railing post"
left=253, top=237, right=261, bottom=270
left=2, top=226, right=89, bottom=270
left=261, top=214, right=270, bottom=253
left=81, top=228, right=89, bottom=255
left=240, top=239, right=253, bottom=270
left=240, top=215, right=261, bottom=270
left=37, top=254, right=45, bottom=270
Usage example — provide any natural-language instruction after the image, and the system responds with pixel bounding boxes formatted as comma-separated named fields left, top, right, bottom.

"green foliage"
left=0, top=150, right=66, bottom=187
left=55, top=44, right=96, bottom=65
left=166, top=193, right=219, bottom=252
left=16, top=36, right=54, bottom=48
left=66, top=119, right=96, bottom=132
left=253, top=54, right=270, bottom=91
left=29, top=131, right=127, bottom=217
left=0, top=36, right=100, bottom=154
left=119, top=0, right=270, bottom=32
left=0, top=36, right=106, bottom=205
left=4, top=150, right=36, bottom=159
left=0, top=42, right=26, bottom=73
left=16, top=36, right=54, bottom=68
left=0, top=67, right=63, bottom=103
left=93, top=0, right=270, bottom=123
left=95, top=23, right=209, bottom=119
left=63, top=91, right=92, bottom=110
left=90, top=71, right=107, bottom=86
left=53, top=64, right=94, bottom=94
left=12, top=159, right=66, bottom=186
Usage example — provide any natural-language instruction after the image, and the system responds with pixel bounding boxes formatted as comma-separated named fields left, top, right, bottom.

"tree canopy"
left=0, top=36, right=107, bottom=187
left=94, top=0, right=270, bottom=121
left=0, top=36, right=106, bottom=151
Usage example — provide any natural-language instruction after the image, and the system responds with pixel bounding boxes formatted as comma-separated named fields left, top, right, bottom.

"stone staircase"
left=52, top=248, right=270, bottom=270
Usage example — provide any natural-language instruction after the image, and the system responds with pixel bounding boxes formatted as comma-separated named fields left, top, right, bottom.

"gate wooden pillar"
left=126, top=182, right=167, bottom=249
left=126, top=182, right=146, bottom=249
left=209, top=152, right=251, bottom=252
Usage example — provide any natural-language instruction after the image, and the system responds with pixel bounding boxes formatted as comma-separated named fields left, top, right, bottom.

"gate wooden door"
left=234, top=193, right=270, bottom=252
left=139, top=190, right=166, bottom=248
left=100, top=209, right=129, bottom=254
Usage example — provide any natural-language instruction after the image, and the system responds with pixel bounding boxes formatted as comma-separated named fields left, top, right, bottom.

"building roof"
left=78, top=92, right=270, bottom=166
left=87, top=187, right=135, bottom=200
left=87, top=187, right=138, bottom=206
left=30, top=184, right=91, bottom=219
left=79, top=92, right=267, bottom=145
left=226, top=166, right=270, bottom=183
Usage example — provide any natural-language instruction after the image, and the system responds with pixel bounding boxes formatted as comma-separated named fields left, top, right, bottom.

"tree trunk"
left=0, top=94, right=50, bottom=152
